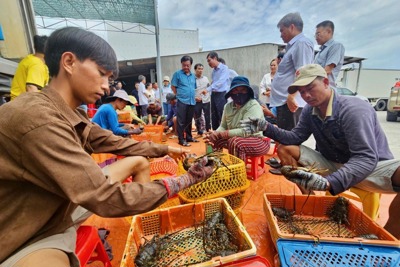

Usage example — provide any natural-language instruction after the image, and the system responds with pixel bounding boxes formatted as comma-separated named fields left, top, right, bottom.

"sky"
left=158, top=0, right=400, bottom=70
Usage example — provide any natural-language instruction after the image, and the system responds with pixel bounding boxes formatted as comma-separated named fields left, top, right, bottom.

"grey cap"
left=166, top=93, right=176, bottom=103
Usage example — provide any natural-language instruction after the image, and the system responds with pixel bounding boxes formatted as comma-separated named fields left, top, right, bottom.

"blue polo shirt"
left=171, top=69, right=196, bottom=105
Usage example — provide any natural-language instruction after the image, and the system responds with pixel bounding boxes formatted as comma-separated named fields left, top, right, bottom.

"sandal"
left=179, top=141, right=191, bottom=147
left=265, top=157, right=282, bottom=169
left=269, top=168, right=282, bottom=175
left=186, top=138, right=199, bottom=143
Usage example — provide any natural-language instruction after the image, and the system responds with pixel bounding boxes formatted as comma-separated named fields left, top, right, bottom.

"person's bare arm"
left=171, top=85, right=177, bottom=95
left=287, top=93, right=299, bottom=113
left=26, top=84, right=40, bottom=93
left=324, top=64, right=336, bottom=75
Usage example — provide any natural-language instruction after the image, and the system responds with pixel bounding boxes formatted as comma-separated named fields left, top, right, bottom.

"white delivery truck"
left=337, top=68, right=400, bottom=111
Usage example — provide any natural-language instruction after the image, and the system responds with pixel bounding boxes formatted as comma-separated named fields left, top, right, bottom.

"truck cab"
left=0, top=57, right=18, bottom=105
left=386, top=82, right=400, bottom=122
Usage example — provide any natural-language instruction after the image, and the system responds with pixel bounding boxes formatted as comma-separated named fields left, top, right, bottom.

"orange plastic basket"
left=177, top=153, right=250, bottom=210
left=131, top=132, right=162, bottom=143
left=149, top=158, right=180, bottom=209
left=263, top=194, right=400, bottom=248
left=120, top=198, right=256, bottom=267
left=124, top=158, right=180, bottom=224
left=117, top=111, right=131, bottom=123
left=144, top=125, right=163, bottom=142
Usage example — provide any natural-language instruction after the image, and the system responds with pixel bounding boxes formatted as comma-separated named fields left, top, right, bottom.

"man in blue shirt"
left=92, top=90, right=141, bottom=136
left=163, top=93, right=178, bottom=138
left=271, top=12, right=314, bottom=131
left=206, top=51, right=230, bottom=130
left=241, top=64, right=400, bottom=238
left=314, top=20, right=345, bottom=89
left=171, top=55, right=197, bottom=146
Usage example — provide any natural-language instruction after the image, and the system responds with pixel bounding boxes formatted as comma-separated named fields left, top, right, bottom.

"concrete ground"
left=84, top=110, right=399, bottom=266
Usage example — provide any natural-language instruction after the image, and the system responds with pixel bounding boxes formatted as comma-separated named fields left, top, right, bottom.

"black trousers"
left=177, top=100, right=195, bottom=142
left=276, top=104, right=303, bottom=131
left=211, top=92, right=226, bottom=130
left=194, top=101, right=211, bottom=133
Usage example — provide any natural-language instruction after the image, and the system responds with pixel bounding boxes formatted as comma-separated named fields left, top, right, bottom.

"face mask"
left=230, top=93, right=250, bottom=106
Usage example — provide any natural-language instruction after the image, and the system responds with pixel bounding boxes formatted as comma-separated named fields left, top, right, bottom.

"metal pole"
left=20, top=0, right=37, bottom=54
left=153, top=0, right=163, bottom=113
left=355, top=60, right=362, bottom=94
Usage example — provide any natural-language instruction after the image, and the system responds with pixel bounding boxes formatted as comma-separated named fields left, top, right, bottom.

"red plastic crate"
left=220, top=256, right=272, bottom=266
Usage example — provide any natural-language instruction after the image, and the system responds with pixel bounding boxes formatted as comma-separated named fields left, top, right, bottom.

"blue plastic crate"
left=277, top=239, right=400, bottom=267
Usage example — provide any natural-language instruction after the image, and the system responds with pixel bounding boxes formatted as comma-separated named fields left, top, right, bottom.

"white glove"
left=282, top=167, right=328, bottom=191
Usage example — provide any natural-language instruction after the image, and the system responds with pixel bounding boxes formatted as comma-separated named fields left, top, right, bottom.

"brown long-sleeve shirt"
left=0, top=88, right=169, bottom=262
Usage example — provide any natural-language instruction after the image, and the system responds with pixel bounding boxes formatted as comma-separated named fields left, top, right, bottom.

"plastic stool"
left=273, top=143, right=278, bottom=154
left=246, top=155, right=265, bottom=180
left=87, top=104, right=97, bottom=118
left=346, top=187, right=381, bottom=220
left=76, top=226, right=112, bottom=267
left=327, top=187, right=381, bottom=220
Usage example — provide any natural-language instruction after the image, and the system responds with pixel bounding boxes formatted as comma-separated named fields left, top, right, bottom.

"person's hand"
left=162, top=156, right=214, bottom=197
left=281, top=166, right=328, bottom=191
left=201, top=90, right=207, bottom=95
left=287, top=94, right=298, bottom=113
left=261, top=106, right=274, bottom=117
left=240, top=117, right=268, bottom=134
left=128, top=128, right=142, bottom=135
left=203, top=131, right=229, bottom=146
left=167, top=146, right=189, bottom=162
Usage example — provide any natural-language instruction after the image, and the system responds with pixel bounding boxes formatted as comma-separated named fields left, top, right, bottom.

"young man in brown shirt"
left=0, top=27, right=214, bottom=267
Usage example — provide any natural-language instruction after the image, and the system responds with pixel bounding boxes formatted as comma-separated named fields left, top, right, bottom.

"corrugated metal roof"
left=32, top=0, right=155, bottom=25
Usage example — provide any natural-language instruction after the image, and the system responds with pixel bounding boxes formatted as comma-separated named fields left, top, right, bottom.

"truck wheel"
left=375, top=99, right=387, bottom=111
left=386, top=110, right=398, bottom=122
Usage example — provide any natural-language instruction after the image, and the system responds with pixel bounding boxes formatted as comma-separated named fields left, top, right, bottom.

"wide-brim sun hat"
left=106, top=90, right=135, bottom=105
left=163, top=76, right=170, bottom=82
left=128, top=95, right=137, bottom=105
left=288, top=64, right=328, bottom=94
left=225, top=75, right=254, bottom=99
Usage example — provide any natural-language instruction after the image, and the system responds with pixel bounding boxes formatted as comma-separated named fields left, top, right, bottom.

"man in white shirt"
left=137, top=75, right=148, bottom=116
left=161, top=76, right=173, bottom=115
left=194, top=63, right=211, bottom=135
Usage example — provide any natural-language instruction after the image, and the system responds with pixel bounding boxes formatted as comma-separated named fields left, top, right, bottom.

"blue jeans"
left=163, top=102, right=170, bottom=115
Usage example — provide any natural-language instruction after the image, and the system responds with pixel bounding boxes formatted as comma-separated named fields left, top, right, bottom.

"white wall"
left=0, top=0, right=32, bottom=58
left=106, top=26, right=199, bottom=60
left=161, top=43, right=279, bottom=86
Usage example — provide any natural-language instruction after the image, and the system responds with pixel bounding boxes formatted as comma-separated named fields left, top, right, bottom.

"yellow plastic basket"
left=177, top=153, right=250, bottom=210
left=120, top=198, right=256, bottom=267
